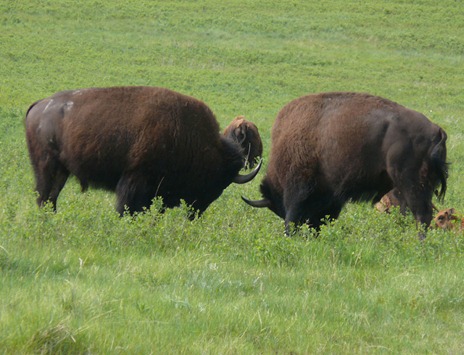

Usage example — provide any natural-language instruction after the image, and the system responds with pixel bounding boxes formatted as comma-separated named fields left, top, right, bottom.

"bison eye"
left=437, top=216, right=445, bottom=221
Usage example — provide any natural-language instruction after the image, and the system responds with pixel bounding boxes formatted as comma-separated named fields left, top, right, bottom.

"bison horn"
left=241, top=196, right=271, bottom=208
left=233, top=159, right=262, bottom=184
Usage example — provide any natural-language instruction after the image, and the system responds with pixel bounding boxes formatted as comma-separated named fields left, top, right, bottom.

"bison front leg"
left=285, top=198, right=343, bottom=235
left=115, top=173, right=156, bottom=216
left=283, top=183, right=312, bottom=235
left=283, top=182, right=342, bottom=235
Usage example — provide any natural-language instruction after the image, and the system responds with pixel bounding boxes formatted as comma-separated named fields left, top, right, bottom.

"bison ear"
left=235, top=125, right=247, bottom=144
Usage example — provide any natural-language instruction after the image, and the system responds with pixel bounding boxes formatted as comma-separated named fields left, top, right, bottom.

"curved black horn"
left=241, top=196, right=271, bottom=208
left=233, top=159, right=262, bottom=184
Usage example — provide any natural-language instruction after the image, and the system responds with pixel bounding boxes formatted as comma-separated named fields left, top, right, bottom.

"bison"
left=433, top=208, right=464, bottom=231
left=25, top=86, right=261, bottom=216
left=243, top=92, right=448, bottom=235
left=223, top=116, right=263, bottom=168
left=374, top=189, right=403, bottom=213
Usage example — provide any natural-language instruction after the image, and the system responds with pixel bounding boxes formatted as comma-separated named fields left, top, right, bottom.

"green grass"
left=1, top=0, right=464, bottom=353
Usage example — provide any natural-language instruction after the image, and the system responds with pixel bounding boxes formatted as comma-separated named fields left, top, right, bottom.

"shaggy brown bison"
left=223, top=116, right=263, bottom=168
left=25, top=86, right=261, bottom=215
left=243, top=92, right=448, bottom=235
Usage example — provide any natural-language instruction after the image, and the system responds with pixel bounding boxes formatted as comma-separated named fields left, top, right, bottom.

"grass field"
left=1, top=0, right=464, bottom=353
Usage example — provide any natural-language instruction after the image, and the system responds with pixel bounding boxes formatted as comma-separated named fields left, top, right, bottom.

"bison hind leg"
left=115, top=173, right=157, bottom=216
left=34, top=160, right=69, bottom=211
left=284, top=190, right=343, bottom=235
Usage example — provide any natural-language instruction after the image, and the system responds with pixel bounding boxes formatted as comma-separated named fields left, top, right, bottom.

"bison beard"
left=25, top=86, right=261, bottom=216
left=243, top=92, right=448, bottom=236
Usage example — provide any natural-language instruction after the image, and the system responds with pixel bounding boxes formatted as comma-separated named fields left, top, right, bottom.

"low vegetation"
left=1, top=0, right=463, bottom=352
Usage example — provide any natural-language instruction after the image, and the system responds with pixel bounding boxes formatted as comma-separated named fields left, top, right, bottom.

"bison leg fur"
left=283, top=183, right=311, bottom=235
left=115, top=173, right=156, bottom=216
left=284, top=184, right=342, bottom=235
left=34, top=161, right=69, bottom=211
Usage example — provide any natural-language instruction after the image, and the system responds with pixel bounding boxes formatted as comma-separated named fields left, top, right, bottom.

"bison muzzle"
left=25, top=86, right=261, bottom=216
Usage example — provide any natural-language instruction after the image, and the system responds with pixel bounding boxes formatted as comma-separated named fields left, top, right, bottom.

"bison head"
left=223, top=116, right=263, bottom=169
left=433, top=208, right=463, bottom=230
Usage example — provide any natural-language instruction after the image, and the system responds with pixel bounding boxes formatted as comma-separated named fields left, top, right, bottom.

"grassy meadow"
left=1, top=0, right=464, bottom=353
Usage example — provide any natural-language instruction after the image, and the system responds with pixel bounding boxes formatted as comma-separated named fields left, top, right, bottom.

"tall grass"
left=1, top=0, right=463, bottom=352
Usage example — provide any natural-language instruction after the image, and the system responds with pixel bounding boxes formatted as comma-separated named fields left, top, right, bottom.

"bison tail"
left=430, top=128, right=448, bottom=202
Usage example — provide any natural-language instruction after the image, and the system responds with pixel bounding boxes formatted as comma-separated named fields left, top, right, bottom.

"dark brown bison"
left=223, top=116, right=263, bottom=168
left=243, top=92, right=448, bottom=235
left=25, top=86, right=261, bottom=216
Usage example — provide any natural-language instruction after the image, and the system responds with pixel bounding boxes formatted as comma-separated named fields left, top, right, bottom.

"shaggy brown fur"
left=433, top=208, right=464, bottom=230
left=223, top=116, right=263, bottom=168
left=243, top=92, right=448, bottom=234
left=374, top=189, right=403, bottom=213
left=25, top=86, right=261, bottom=215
